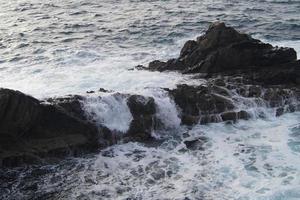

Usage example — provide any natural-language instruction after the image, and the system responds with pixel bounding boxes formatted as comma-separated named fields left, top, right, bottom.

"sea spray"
left=82, top=93, right=133, bottom=133
left=81, top=88, right=182, bottom=138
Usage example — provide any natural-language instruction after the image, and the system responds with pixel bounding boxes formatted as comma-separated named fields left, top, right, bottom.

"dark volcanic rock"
left=0, top=89, right=101, bottom=167
left=143, top=22, right=299, bottom=125
left=99, top=88, right=113, bottom=93
left=50, top=93, right=158, bottom=145
left=159, top=21, right=300, bottom=124
left=276, top=107, right=285, bottom=117
left=146, top=22, right=298, bottom=85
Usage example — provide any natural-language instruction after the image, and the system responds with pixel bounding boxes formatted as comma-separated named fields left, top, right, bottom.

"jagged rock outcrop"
left=144, top=22, right=299, bottom=86
left=46, top=95, right=87, bottom=121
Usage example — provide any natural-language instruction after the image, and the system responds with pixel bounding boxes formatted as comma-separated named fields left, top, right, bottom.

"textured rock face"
left=146, top=22, right=298, bottom=80
left=168, top=76, right=300, bottom=125
left=247, top=60, right=300, bottom=86
left=0, top=89, right=100, bottom=167
left=168, top=84, right=234, bottom=117
left=168, top=84, right=243, bottom=125
left=46, top=95, right=87, bottom=120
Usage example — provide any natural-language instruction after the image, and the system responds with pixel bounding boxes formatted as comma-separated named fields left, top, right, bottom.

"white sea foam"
left=4, top=112, right=299, bottom=200
left=82, top=93, right=133, bottom=133
left=81, top=88, right=182, bottom=134
left=55, top=112, right=299, bottom=200
left=0, top=53, right=204, bottom=99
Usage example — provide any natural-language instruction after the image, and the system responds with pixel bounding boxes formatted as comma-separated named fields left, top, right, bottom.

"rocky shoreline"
left=1, top=22, right=299, bottom=167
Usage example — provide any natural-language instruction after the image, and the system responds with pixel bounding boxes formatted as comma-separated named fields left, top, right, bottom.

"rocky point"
left=1, top=22, right=299, bottom=167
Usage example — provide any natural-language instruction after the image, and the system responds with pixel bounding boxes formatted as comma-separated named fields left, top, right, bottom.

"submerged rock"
left=184, top=136, right=209, bottom=151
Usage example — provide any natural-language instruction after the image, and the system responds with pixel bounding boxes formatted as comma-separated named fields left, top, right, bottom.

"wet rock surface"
left=168, top=76, right=300, bottom=125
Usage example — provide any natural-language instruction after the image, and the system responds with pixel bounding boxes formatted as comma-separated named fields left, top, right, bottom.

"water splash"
left=82, top=93, right=132, bottom=133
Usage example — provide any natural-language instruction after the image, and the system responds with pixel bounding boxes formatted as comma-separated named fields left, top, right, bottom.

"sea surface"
left=0, top=0, right=300, bottom=199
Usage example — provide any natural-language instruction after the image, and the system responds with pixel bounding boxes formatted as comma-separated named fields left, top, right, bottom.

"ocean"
left=0, top=0, right=300, bottom=199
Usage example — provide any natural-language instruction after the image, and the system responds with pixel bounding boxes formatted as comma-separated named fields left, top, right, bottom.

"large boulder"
left=0, top=89, right=101, bottom=167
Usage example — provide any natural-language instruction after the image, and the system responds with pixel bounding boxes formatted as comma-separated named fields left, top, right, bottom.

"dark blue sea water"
left=0, top=0, right=300, bottom=199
